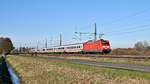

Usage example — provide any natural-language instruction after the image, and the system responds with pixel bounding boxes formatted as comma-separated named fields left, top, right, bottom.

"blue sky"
left=0, top=0, right=150, bottom=48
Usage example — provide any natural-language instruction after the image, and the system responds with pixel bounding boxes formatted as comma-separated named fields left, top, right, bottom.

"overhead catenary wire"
left=104, top=18, right=150, bottom=32
left=105, top=26, right=150, bottom=37
left=102, top=8, right=150, bottom=25
left=105, top=23, right=150, bottom=34
left=98, top=7, right=150, bottom=39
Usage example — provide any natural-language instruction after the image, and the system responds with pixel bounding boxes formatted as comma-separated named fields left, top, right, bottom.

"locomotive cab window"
left=101, top=40, right=109, bottom=45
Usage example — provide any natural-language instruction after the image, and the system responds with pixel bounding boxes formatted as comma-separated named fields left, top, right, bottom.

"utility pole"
left=94, top=23, right=97, bottom=41
left=37, top=40, right=39, bottom=50
left=45, top=39, right=47, bottom=48
left=60, top=34, right=62, bottom=46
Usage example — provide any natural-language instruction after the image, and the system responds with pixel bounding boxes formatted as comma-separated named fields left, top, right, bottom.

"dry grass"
left=7, top=55, right=150, bottom=84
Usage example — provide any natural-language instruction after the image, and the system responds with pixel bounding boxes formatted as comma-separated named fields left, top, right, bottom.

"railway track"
left=37, top=56, right=150, bottom=73
left=28, top=55, right=150, bottom=73
left=14, top=54, right=150, bottom=73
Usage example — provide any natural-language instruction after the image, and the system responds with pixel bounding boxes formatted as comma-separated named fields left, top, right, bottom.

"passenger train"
left=32, top=39, right=111, bottom=54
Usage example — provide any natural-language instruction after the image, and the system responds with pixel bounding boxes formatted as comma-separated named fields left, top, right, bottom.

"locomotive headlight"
left=102, top=46, right=106, bottom=48
left=103, top=46, right=110, bottom=49
left=107, top=46, right=110, bottom=48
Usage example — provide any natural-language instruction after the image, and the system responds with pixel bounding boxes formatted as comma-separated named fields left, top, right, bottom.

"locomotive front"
left=101, top=39, right=111, bottom=53
left=83, top=39, right=111, bottom=54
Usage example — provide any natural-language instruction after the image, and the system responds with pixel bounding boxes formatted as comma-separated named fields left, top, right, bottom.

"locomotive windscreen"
left=101, top=39, right=109, bottom=45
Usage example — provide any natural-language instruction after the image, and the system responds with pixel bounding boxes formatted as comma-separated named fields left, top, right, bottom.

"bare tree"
left=134, top=41, right=145, bottom=51
left=143, top=41, right=149, bottom=48
left=134, top=41, right=150, bottom=55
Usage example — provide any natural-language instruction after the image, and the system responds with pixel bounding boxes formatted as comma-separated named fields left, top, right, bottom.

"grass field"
left=7, top=55, right=150, bottom=84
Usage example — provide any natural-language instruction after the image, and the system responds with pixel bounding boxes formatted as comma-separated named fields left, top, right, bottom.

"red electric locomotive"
left=83, top=39, right=111, bottom=53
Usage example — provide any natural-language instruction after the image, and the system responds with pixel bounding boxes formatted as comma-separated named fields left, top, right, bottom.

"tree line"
left=112, top=41, right=150, bottom=55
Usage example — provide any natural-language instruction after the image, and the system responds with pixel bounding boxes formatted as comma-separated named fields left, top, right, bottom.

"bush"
left=0, top=37, right=14, bottom=56
left=111, top=48, right=141, bottom=55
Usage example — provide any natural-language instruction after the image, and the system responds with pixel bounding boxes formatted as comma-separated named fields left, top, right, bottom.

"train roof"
left=85, top=39, right=109, bottom=43
left=49, top=43, right=83, bottom=48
